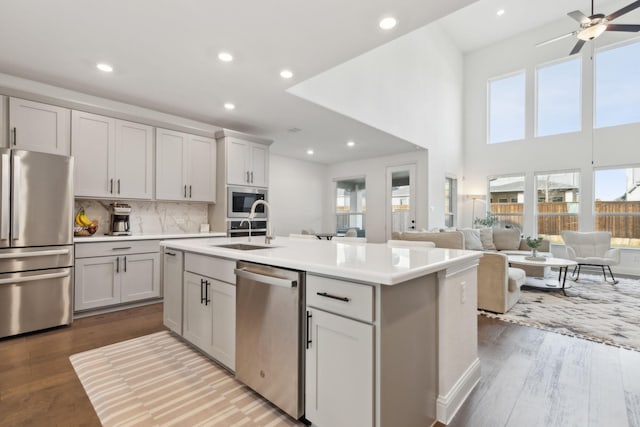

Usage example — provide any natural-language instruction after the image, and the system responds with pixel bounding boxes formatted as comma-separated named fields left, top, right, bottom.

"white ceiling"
left=1, top=0, right=636, bottom=164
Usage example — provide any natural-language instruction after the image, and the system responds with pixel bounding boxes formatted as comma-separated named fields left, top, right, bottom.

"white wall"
left=269, top=153, right=327, bottom=237
left=462, top=19, right=640, bottom=274
left=325, top=150, right=429, bottom=243
left=289, top=22, right=465, bottom=231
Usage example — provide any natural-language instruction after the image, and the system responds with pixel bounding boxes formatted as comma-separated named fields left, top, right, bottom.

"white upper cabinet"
left=216, top=130, right=271, bottom=188
left=155, top=128, right=216, bottom=202
left=9, top=97, right=71, bottom=155
left=72, top=111, right=153, bottom=199
left=0, top=96, right=7, bottom=148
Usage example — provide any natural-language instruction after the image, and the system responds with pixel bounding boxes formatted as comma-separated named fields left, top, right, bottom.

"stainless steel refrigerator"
left=0, top=148, right=74, bottom=338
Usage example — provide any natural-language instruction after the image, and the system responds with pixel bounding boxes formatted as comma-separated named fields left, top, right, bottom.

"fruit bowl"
left=74, top=209, right=98, bottom=236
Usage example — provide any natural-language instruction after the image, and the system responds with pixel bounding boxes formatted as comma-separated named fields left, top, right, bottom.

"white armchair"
left=561, top=231, right=620, bottom=284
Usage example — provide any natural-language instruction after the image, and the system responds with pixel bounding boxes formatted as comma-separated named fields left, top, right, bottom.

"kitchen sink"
left=213, top=243, right=273, bottom=250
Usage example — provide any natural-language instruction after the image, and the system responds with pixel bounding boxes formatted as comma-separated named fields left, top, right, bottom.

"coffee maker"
left=108, top=203, right=132, bottom=236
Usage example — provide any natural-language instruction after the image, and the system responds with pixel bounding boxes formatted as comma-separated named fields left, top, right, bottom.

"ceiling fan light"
left=577, top=23, right=608, bottom=40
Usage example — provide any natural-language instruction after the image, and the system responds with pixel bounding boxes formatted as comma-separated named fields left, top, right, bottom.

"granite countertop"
left=161, top=236, right=482, bottom=285
left=74, top=231, right=227, bottom=243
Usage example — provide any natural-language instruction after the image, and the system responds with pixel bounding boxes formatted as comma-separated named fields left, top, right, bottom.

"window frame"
left=487, top=69, right=527, bottom=144
left=334, top=176, right=366, bottom=237
left=534, top=56, right=582, bottom=138
left=534, top=169, right=581, bottom=242
left=487, top=173, right=526, bottom=230
left=444, top=176, right=457, bottom=228
left=593, top=165, right=640, bottom=248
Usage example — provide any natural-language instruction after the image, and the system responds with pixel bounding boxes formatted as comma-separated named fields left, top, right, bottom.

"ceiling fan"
left=537, top=0, right=640, bottom=55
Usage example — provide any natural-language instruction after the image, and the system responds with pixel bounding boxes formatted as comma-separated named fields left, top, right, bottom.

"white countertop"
left=161, top=236, right=482, bottom=285
left=75, top=231, right=227, bottom=243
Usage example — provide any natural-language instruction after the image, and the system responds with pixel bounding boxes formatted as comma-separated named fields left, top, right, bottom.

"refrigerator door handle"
left=12, top=155, right=21, bottom=240
left=0, top=249, right=70, bottom=259
left=0, top=153, right=9, bottom=240
left=0, top=270, right=69, bottom=285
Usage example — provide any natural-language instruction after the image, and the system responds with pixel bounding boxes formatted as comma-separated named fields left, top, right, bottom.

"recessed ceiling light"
left=496, top=9, right=505, bottom=16
left=347, top=140, right=356, bottom=147
left=280, top=69, right=294, bottom=79
left=224, top=103, right=235, bottom=110
left=218, top=52, right=233, bottom=62
left=379, top=17, right=397, bottom=30
left=96, top=63, right=113, bottom=73
left=306, top=149, right=314, bottom=155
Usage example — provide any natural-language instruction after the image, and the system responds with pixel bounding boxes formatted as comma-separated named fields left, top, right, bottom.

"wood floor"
left=1, top=305, right=639, bottom=427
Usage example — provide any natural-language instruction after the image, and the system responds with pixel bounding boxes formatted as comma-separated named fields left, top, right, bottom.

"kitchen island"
left=161, top=236, right=483, bottom=427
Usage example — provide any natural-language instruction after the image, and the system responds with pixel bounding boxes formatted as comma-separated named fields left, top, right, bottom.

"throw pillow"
left=460, top=228, right=483, bottom=251
left=478, top=228, right=496, bottom=250
left=492, top=228, right=521, bottom=250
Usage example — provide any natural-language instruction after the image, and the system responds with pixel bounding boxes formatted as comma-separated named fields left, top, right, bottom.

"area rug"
left=479, top=273, right=640, bottom=352
left=70, top=331, right=303, bottom=427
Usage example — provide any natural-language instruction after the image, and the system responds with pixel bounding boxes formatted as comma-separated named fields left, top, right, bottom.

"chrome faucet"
left=239, top=218, right=252, bottom=242
left=249, top=199, right=273, bottom=244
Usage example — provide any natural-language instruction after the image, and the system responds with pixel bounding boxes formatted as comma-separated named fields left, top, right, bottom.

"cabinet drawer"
left=307, top=275, right=374, bottom=322
left=185, top=253, right=236, bottom=284
left=75, top=240, right=160, bottom=258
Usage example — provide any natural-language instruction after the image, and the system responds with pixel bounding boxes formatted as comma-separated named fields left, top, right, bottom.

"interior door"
left=386, top=164, right=417, bottom=238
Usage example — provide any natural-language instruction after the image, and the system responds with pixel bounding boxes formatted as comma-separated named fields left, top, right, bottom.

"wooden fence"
left=490, top=201, right=640, bottom=238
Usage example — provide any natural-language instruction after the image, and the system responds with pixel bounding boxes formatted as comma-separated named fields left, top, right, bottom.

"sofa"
left=392, top=228, right=550, bottom=313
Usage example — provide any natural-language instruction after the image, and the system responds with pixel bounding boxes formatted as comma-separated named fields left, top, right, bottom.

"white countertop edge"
left=160, top=239, right=482, bottom=285
left=75, top=232, right=227, bottom=243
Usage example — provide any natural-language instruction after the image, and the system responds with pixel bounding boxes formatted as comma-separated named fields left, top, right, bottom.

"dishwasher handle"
left=234, top=268, right=297, bottom=288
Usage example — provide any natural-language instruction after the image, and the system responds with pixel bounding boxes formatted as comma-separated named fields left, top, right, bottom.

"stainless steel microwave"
left=227, top=186, right=267, bottom=218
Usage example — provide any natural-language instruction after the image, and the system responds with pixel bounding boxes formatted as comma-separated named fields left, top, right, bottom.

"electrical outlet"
left=460, top=281, right=467, bottom=304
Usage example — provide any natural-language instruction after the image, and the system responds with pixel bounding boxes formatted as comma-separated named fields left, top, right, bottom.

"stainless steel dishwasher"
left=234, top=261, right=305, bottom=420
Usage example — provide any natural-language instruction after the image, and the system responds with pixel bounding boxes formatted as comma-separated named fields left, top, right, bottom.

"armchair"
left=561, top=231, right=620, bottom=284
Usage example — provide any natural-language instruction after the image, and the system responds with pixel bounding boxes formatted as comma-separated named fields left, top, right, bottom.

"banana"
left=75, top=209, right=93, bottom=227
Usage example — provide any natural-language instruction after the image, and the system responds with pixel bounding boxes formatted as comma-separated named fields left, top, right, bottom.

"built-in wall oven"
left=227, top=186, right=267, bottom=219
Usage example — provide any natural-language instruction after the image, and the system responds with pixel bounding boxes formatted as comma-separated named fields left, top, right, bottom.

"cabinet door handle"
left=12, top=128, right=17, bottom=146
left=306, top=311, right=312, bottom=349
left=250, top=171, right=253, bottom=183
left=316, top=292, right=350, bottom=302
left=117, top=179, right=121, bottom=194
left=166, top=252, right=176, bottom=257
left=246, top=171, right=250, bottom=183
left=200, top=278, right=205, bottom=304
left=189, top=185, right=192, bottom=198
left=112, top=246, right=132, bottom=250
left=116, top=256, right=119, bottom=273
left=110, top=179, right=114, bottom=194
left=205, top=280, right=211, bottom=305
left=184, top=185, right=187, bottom=198
left=123, top=256, right=127, bottom=272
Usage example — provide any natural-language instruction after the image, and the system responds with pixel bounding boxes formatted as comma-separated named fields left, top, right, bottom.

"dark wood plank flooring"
left=0, top=303, right=164, bottom=427
left=1, top=305, right=638, bottom=427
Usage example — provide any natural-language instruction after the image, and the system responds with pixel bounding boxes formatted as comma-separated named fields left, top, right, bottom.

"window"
left=489, top=175, right=525, bottom=229
left=535, top=171, right=580, bottom=243
left=488, top=71, right=525, bottom=144
left=595, top=40, right=640, bottom=128
left=594, top=167, right=640, bottom=247
left=536, top=57, right=581, bottom=137
left=336, top=177, right=366, bottom=237
left=444, top=177, right=457, bottom=227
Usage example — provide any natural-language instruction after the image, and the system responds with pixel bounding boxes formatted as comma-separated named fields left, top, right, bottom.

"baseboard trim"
left=73, top=299, right=162, bottom=319
left=436, top=358, right=481, bottom=424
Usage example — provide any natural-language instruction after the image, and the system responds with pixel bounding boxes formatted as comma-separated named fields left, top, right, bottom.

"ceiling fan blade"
left=570, top=39, right=586, bottom=55
left=606, top=0, right=640, bottom=21
left=536, top=31, right=577, bottom=47
left=605, top=23, right=640, bottom=32
left=568, top=10, right=591, bottom=24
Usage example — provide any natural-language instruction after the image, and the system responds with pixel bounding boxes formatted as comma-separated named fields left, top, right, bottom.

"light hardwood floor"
left=1, top=305, right=638, bottom=427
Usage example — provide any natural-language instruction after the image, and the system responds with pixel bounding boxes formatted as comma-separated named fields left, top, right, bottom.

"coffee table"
left=507, top=255, right=578, bottom=295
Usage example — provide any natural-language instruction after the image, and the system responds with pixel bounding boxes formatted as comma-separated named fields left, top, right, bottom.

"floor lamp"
left=468, top=194, right=485, bottom=227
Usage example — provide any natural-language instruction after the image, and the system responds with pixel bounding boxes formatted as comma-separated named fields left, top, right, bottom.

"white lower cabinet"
left=163, top=249, right=184, bottom=334
left=74, top=241, right=160, bottom=311
left=182, top=270, right=236, bottom=370
left=305, top=283, right=374, bottom=427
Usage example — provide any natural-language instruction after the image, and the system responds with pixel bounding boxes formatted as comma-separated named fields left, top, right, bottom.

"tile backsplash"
left=75, top=199, right=210, bottom=235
